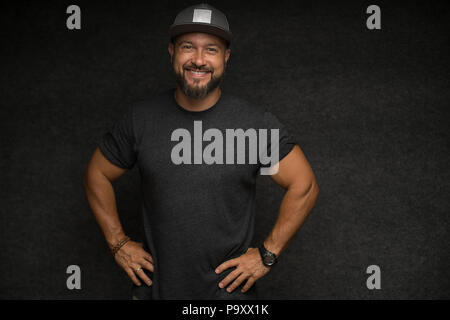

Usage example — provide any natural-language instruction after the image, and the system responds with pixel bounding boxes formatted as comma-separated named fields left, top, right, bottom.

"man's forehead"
left=175, top=32, right=225, bottom=46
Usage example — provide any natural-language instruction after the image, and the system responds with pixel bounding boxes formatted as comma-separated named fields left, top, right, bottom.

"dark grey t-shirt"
left=99, top=88, right=297, bottom=299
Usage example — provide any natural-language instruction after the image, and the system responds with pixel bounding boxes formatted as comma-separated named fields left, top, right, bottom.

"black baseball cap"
left=168, top=3, right=232, bottom=48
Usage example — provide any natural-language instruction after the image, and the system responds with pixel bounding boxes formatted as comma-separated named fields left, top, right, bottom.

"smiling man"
left=83, top=3, right=319, bottom=300
left=170, top=34, right=228, bottom=100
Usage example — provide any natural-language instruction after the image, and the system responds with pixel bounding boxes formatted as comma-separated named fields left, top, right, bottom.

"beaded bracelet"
left=111, top=236, right=130, bottom=256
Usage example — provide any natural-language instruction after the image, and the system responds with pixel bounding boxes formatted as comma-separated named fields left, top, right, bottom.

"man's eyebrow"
left=178, top=40, right=193, bottom=45
left=177, top=40, right=220, bottom=47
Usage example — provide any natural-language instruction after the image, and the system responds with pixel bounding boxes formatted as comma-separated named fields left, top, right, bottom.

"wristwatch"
left=259, top=244, right=278, bottom=267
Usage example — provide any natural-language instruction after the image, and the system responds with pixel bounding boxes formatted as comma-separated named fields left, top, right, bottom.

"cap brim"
left=169, top=23, right=232, bottom=46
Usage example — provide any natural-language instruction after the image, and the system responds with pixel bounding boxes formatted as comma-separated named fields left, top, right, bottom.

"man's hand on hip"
left=114, top=241, right=154, bottom=287
left=215, top=247, right=270, bottom=293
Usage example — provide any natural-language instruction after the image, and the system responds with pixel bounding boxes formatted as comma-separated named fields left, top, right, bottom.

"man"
left=83, top=3, right=319, bottom=300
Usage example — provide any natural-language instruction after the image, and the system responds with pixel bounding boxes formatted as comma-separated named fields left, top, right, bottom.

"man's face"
left=169, top=32, right=231, bottom=99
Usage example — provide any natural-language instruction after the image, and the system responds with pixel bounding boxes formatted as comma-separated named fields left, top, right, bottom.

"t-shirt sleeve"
left=259, top=110, right=297, bottom=169
left=99, top=106, right=138, bottom=169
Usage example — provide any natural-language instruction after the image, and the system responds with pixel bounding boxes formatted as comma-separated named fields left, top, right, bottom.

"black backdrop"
left=1, top=0, right=449, bottom=299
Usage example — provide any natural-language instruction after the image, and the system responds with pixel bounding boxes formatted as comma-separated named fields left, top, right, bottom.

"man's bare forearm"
left=263, top=181, right=319, bottom=256
left=83, top=171, right=126, bottom=249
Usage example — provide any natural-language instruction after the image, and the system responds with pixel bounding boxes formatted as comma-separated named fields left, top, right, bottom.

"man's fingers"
left=135, top=269, right=152, bottom=286
left=129, top=263, right=152, bottom=286
left=125, top=267, right=142, bottom=286
left=143, top=252, right=154, bottom=264
left=219, top=269, right=241, bottom=289
left=136, top=245, right=154, bottom=264
left=226, top=273, right=248, bottom=293
left=241, top=277, right=256, bottom=293
left=215, top=258, right=239, bottom=274
left=130, top=264, right=152, bottom=286
left=139, top=259, right=155, bottom=273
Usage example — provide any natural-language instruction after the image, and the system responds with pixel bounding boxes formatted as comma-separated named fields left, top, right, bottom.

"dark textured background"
left=1, top=0, right=449, bottom=299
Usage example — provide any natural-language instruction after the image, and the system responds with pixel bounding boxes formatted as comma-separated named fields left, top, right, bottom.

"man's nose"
left=191, top=49, right=207, bottom=68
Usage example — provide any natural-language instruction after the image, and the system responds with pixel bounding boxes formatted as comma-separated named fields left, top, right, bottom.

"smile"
left=186, top=69, right=211, bottom=78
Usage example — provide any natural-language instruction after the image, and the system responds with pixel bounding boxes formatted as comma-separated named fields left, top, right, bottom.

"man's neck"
left=174, top=87, right=221, bottom=112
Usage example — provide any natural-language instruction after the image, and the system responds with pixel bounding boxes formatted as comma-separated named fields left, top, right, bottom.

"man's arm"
left=215, top=145, right=319, bottom=293
left=83, top=147, right=129, bottom=246
left=263, top=144, right=319, bottom=257
left=83, top=146, right=154, bottom=287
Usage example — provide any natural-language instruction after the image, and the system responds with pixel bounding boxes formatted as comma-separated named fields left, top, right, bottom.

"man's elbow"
left=311, top=176, right=319, bottom=194
left=291, top=178, right=319, bottom=202
left=311, top=180, right=319, bottom=198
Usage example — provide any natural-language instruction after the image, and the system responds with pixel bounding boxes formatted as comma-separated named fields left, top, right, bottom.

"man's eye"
left=182, top=45, right=192, bottom=49
left=208, top=48, right=218, bottom=52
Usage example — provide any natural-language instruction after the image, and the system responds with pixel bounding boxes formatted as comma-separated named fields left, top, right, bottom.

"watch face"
left=263, top=255, right=275, bottom=266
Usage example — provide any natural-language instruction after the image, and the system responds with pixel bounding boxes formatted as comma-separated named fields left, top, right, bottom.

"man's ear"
left=224, top=48, right=231, bottom=63
left=168, top=42, right=174, bottom=61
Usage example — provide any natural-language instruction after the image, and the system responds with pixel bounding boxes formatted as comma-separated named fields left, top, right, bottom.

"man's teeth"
left=189, top=70, right=209, bottom=74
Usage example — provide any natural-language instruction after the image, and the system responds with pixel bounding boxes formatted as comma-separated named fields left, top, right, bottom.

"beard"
left=171, top=58, right=226, bottom=99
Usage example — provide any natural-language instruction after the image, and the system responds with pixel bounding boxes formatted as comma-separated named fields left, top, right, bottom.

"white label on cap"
left=193, top=9, right=212, bottom=24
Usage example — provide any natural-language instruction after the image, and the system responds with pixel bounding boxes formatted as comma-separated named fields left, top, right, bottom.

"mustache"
left=184, top=65, right=212, bottom=72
